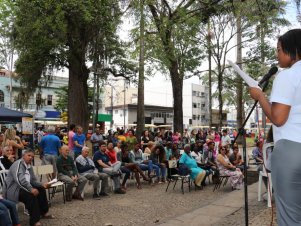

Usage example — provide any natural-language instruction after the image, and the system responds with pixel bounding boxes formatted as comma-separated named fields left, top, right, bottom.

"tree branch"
left=103, top=68, right=131, bottom=80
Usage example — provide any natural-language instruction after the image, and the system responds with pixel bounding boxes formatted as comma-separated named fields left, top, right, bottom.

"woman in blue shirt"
left=179, top=144, right=206, bottom=188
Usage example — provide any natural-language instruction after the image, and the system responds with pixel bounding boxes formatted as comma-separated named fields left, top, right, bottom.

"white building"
left=104, top=80, right=209, bottom=129
left=0, top=69, right=68, bottom=121
left=182, top=83, right=209, bottom=128
left=105, top=104, right=173, bottom=129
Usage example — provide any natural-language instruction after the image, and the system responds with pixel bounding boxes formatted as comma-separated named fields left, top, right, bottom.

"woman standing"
left=2, top=129, right=24, bottom=158
left=249, top=29, right=301, bottom=225
left=126, top=129, right=138, bottom=152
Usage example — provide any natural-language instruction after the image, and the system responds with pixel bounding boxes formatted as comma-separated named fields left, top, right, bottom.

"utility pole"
left=96, top=71, right=100, bottom=127
left=110, top=85, right=113, bottom=129
left=92, top=72, right=97, bottom=132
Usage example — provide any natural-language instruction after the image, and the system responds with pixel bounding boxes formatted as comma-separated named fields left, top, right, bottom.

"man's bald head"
left=61, top=145, right=70, bottom=157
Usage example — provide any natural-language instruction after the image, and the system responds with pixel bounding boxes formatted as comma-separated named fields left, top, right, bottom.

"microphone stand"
left=233, top=80, right=270, bottom=226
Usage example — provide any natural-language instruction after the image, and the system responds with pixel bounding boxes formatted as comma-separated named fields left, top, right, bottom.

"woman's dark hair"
left=193, top=146, right=199, bottom=153
left=278, top=29, right=301, bottom=61
left=142, top=130, right=148, bottom=137
left=128, top=129, right=135, bottom=135
left=121, top=142, right=128, bottom=151
left=154, top=145, right=166, bottom=161
left=266, top=126, right=274, bottom=143
left=256, top=140, right=262, bottom=147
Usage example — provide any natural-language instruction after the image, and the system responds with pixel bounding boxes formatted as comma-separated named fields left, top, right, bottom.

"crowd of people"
left=0, top=124, right=246, bottom=226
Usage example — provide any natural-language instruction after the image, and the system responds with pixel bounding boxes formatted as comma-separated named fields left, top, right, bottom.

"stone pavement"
left=156, top=182, right=277, bottom=226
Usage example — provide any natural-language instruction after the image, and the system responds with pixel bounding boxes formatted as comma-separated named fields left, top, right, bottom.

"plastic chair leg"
left=267, top=173, right=272, bottom=207
left=258, top=171, right=262, bottom=201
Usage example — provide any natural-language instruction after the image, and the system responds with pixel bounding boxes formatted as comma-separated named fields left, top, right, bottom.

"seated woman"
left=129, top=143, right=159, bottom=180
left=149, top=145, right=167, bottom=183
left=117, top=144, right=149, bottom=189
left=190, top=145, right=202, bottom=163
left=0, top=146, right=15, bottom=170
left=179, top=144, right=206, bottom=188
left=171, top=143, right=180, bottom=160
left=216, top=146, right=244, bottom=190
left=144, top=141, right=154, bottom=155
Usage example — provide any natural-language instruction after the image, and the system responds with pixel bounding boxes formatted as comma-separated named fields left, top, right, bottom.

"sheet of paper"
left=228, top=60, right=260, bottom=89
left=47, top=178, right=58, bottom=185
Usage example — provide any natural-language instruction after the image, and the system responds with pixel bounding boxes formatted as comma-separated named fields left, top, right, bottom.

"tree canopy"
left=9, top=0, right=126, bottom=130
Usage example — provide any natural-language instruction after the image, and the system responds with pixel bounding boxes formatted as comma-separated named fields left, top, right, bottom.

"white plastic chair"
left=37, top=165, right=66, bottom=204
left=258, top=142, right=274, bottom=207
left=0, top=169, right=8, bottom=194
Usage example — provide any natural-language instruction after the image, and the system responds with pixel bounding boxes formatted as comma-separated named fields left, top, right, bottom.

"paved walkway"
left=156, top=182, right=277, bottom=226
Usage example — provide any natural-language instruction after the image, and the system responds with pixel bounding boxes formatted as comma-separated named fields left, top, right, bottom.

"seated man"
left=252, top=140, right=264, bottom=164
left=57, top=145, right=88, bottom=201
left=3, top=149, right=53, bottom=226
left=75, top=146, right=109, bottom=198
left=0, top=195, right=20, bottom=226
left=229, top=144, right=245, bottom=172
left=93, top=141, right=126, bottom=194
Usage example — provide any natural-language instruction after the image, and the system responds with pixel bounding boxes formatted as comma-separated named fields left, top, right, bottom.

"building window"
left=201, top=92, right=205, bottom=97
left=0, top=90, right=4, bottom=102
left=197, top=115, right=200, bottom=120
left=192, top=91, right=197, bottom=96
left=201, top=115, right=206, bottom=120
left=192, top=103, right=197, bottom=108
left=47, top=95, right=52, bottom=105
left=201, top=103, right=205, bottom=108
left=192, top=115, right=196, bottom=120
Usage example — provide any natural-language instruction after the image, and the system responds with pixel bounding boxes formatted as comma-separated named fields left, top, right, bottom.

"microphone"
left=258, top=66, right=278, bottom=87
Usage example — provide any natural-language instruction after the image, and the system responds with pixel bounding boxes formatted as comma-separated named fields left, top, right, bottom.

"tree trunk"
left=170, top=60, right=183, bottom=134
left=136, top=0, right=145, bottom=142
left=217, top=62, right=223, bottom=128
left=260, top=18, right=267, bottom=136
left=207, top=20, right=213, bottom=128
left=236, top=16, right=243, bottom=132
left=68, top=56, right=89, bottom=132
left=234, top=16, right=243, bottom=144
